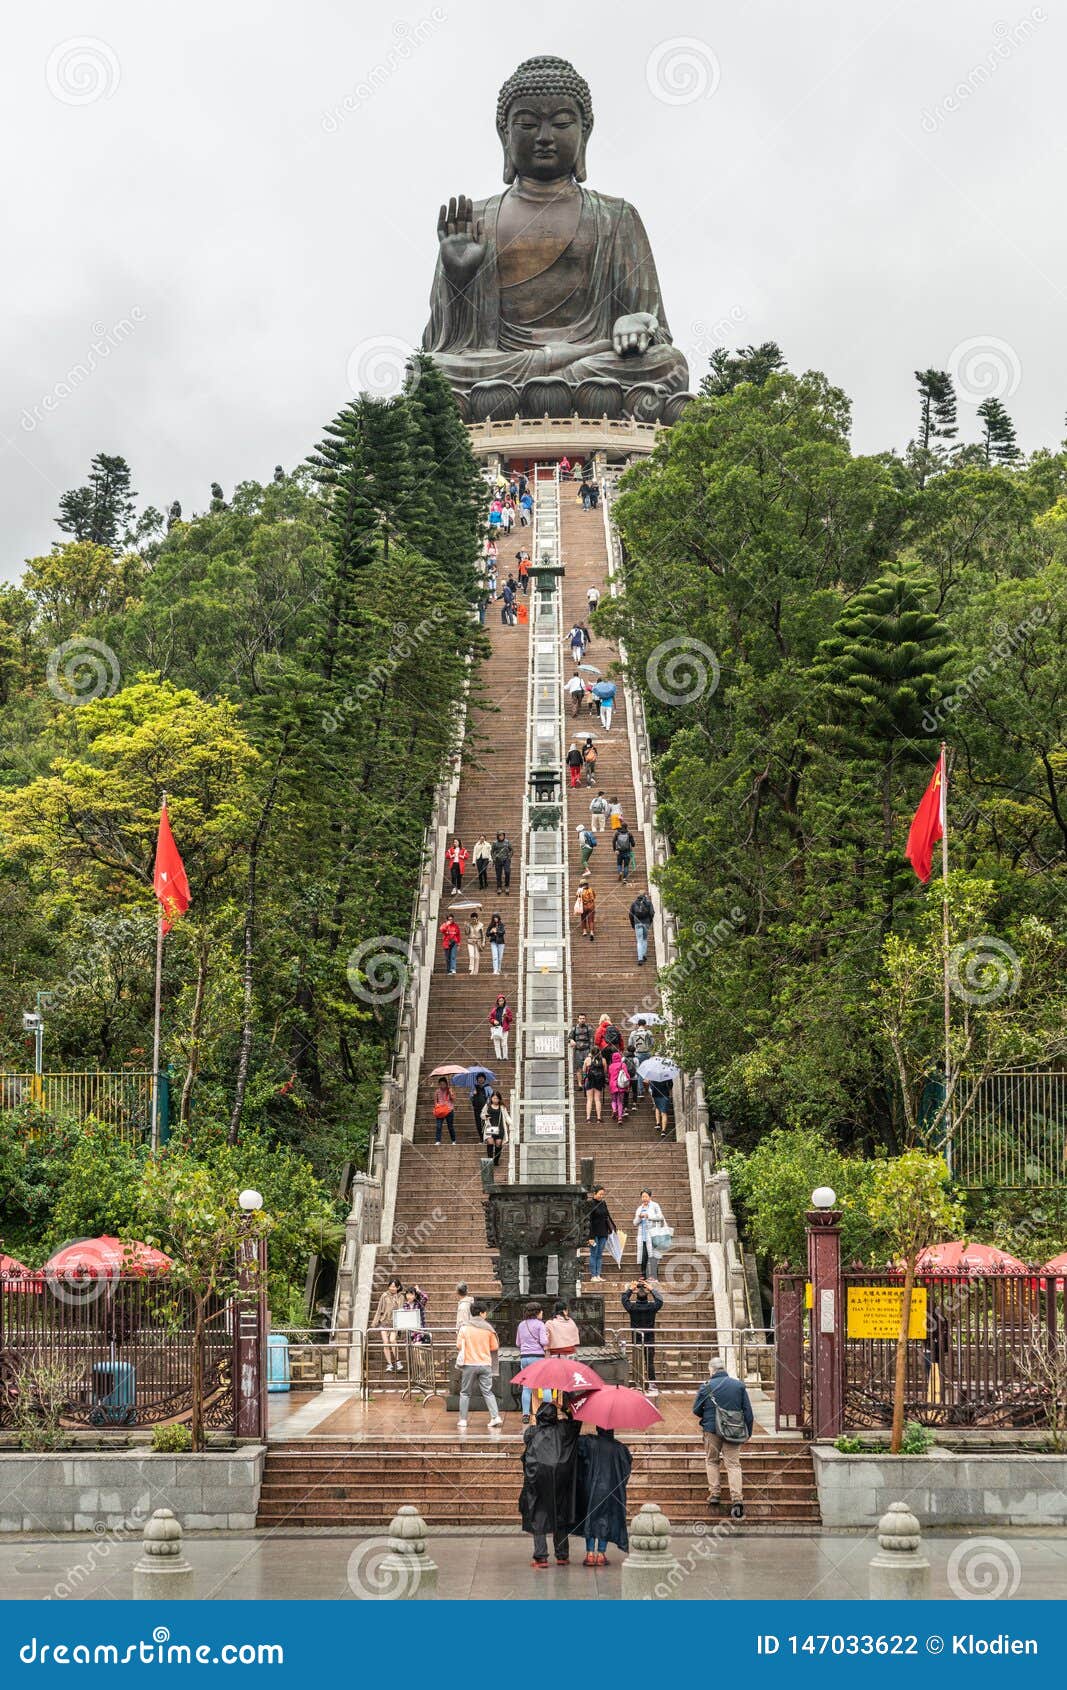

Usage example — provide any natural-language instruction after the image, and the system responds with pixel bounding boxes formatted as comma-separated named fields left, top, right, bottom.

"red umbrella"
left=570, top=1385, right=664, bottom=1430
left=1041, top=1252, right=1067, bottom=1278
left=512, top=1358, right=606, bottom=1393
left=0, top=1253, right=41, bottom=1293
left=916, top=1241, right=1028, bottom=1274
left=428, top=1065, right=468, bottom=1079
left=44, top=1237, right=172, bottom=1278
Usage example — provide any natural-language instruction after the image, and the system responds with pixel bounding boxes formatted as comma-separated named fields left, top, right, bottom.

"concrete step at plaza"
left=256, top=1439, right=821, bottom=1526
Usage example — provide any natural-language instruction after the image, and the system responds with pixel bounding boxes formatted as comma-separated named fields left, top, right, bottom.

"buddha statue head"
left=495, top=55, right=594, bottom=185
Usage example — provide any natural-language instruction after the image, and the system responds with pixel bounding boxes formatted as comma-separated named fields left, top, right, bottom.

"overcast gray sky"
left=4, top=0, right=1065, bottom=577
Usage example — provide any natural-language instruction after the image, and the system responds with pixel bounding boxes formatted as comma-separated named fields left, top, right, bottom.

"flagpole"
left=940, top=744, right=952, bottom=1175
left=151, top=793, right=166, bottom=1155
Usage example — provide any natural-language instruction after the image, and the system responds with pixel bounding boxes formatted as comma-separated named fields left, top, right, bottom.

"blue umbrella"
left=591, top=680, right=616, bottom=701
left=451, top=1067, right=498, bottom=1090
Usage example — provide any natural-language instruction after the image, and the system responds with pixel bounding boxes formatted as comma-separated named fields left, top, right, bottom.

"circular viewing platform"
left=467, top=414, right=662, bottom=465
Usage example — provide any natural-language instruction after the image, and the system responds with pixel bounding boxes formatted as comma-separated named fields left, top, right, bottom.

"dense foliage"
left=601, top=363, right=1067, bottom=1171
left=0, top=359, right=483, bottom=1307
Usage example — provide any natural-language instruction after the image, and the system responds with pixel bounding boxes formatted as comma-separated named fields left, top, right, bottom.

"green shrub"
left=900, top=1420, right=935, bottom=1455
left=151, top=1423, right=193, bottom=1454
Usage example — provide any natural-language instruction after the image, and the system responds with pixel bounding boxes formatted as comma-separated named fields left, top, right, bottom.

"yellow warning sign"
left=847, top=1286, right=927, bottom=1340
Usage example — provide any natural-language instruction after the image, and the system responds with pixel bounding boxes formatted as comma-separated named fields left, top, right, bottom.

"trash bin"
left=267, top=1332, right=291, bottom=1393
left=90, top=1360, right=137, bottom=1425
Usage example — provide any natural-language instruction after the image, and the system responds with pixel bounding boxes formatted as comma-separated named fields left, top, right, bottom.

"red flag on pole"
left=153, top=801, right=190, bottom=932
left=904, top=752, right=945, bottom=883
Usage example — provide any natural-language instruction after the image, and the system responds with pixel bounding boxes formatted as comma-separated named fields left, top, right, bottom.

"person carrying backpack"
left=577, top=878, right=597, bottom=941
left=582, top=1048, right=606, bottom=1122
left=628, top=889, right=655, bottom=964
left=576, top=823, right=597, bottom=867
left=613, top=822, right=636, bottom=883
left=693, top=1358, right=754, bottom=1519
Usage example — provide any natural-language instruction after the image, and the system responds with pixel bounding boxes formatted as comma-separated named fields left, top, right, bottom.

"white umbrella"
left=627, top=1012, right=664, bottom=1026
left=637, top=1057, right=679, bottom=1083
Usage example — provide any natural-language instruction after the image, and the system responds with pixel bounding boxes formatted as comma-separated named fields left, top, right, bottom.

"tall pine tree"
left=977, top=396, right=1020, bottom=464
left=913, top=369, right=958, bottom=487
left=404, top=353, right=484, bottom=593
left=56, top=453, right=138, bottom=549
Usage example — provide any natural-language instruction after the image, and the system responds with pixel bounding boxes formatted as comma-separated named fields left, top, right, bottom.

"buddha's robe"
left=422, top=187, right=689, bottom=397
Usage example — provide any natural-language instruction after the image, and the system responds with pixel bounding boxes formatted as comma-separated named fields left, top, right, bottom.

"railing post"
left=233, top=1233, right=268, bottom=1439
left=774, top=1271, right=805, bottom=1431
left=807, top=1205, right=844, bottom=1439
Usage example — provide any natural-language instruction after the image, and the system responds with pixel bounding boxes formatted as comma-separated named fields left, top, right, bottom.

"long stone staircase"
left=257, top=463, right=818, bottom=1531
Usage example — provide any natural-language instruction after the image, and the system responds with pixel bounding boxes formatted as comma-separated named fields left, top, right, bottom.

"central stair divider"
left=516, top=465, right=575, bottom=1186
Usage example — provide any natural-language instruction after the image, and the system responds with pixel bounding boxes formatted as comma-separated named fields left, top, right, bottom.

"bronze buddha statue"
left=422, top=55, right=692, bottom=424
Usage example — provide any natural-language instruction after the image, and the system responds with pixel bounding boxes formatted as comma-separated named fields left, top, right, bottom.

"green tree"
left=701, top=341, right=786, bottom=396
left=727, top=1127, right=882, bottom=1266
left=56, top=453, right=156, bottom=550
left=140, top=1152, right=272, bottom=1450
left=977, top=397, right=1020, bottom=464
left=865, top=1151, right=964, bottom=1451
left=911, top=369, right=958, bottom=487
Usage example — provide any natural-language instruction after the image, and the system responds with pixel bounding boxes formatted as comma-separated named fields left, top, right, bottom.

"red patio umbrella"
left=511, top=1358, right=606, bottom=1394
left=915, top=1241, right=1028, bottom=1274
left=569, top=1385, right=664, bottom=1430
left=44, top=1237, right=172, bottom=1278
left=0, top=1253, right=41, bottom=1293
left=1041, top=1252, right=1067, bottom=1279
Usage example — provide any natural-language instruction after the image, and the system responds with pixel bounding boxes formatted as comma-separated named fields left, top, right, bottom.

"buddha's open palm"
left=437, top=195, right=486, bottom=287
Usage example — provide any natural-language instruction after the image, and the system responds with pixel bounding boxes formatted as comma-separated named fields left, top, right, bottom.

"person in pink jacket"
left=608, top=1049, right=631, bottom=1123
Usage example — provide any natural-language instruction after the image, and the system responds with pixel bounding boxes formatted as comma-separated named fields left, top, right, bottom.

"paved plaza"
left=2, top=1528, right=1066, bottom=1602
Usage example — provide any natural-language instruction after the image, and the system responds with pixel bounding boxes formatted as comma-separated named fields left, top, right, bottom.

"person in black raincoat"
left=577, top=1427, right=632, bottom=1565
left=519, top=1401, right=580, bottom=1566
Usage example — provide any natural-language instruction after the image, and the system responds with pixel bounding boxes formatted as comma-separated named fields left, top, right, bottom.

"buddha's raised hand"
left=437, top=195, right=486, bottom=288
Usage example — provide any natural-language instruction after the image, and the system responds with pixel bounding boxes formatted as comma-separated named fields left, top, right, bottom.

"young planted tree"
left=865, top=1150, right=964, bottom=1452
left=141, top=1154, right=272, bottom=1451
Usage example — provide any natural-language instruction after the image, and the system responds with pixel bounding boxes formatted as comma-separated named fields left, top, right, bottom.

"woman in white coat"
left=633, top=1189, right=669, bottom=1281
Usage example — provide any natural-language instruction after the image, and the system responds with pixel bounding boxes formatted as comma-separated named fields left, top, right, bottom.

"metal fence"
left=0, top=1070, right=164, bottom=1143
left=0, top=1274, right=233, bottom=1430
left=951, top=1070, right=1067, bottom=1188
left=774, top=1268, right=1067, bottom=1432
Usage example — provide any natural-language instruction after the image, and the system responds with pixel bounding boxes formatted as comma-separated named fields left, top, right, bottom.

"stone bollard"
left=132, top=1509, right=195, bottom=1600
left=374, top=1506, right=438, bottom=1599
left=620, top=1502, right=681, bottom=1600
left=868, top=1502, right=930, bottom=1601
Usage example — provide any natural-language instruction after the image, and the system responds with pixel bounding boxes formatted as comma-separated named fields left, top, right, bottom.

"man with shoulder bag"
left=692, top=1357, right=754, bottom=1519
